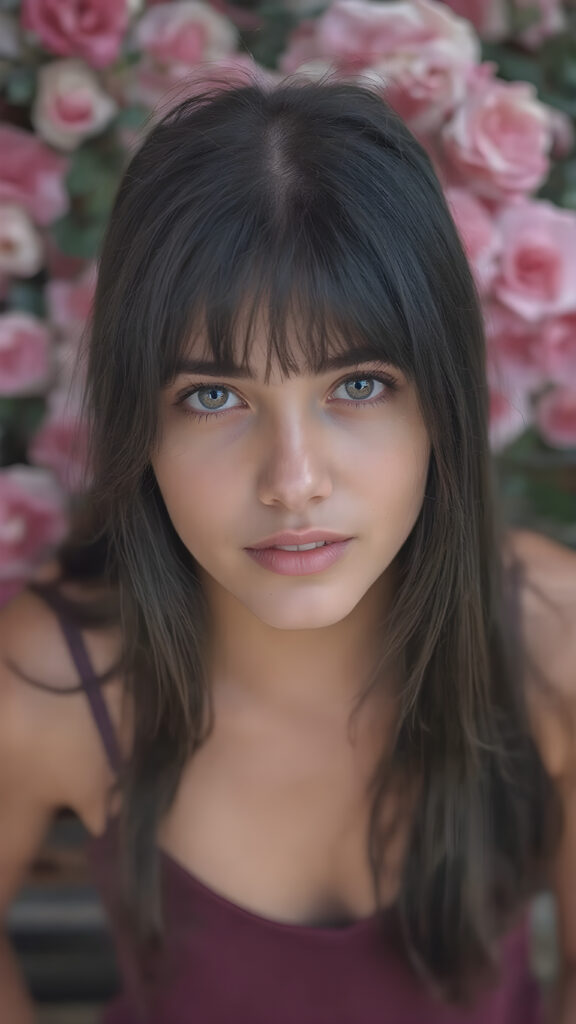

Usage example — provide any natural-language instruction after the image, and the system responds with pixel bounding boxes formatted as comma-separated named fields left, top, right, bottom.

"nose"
left=256, top=413, right=333, bottom=512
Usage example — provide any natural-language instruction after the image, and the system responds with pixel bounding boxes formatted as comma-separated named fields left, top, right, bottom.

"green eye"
left=182, top=385, right=243, bottom=416
left=333, top=377, right=386, bottom=402
left=196, top=386, right=230, bottom=409
left=342, top=379, right=376, bottom=399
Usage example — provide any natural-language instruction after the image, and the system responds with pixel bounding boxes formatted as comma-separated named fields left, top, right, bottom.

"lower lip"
left=245, top=540, right=352, bottom=576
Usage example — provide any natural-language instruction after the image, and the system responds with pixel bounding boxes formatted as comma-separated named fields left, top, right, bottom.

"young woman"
left=0, top=80, right=575, bottom=1023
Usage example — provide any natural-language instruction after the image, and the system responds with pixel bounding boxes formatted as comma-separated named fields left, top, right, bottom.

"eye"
left=331, top=375, right=390, bottom=403
left=181, top=385, right=243, bottom=416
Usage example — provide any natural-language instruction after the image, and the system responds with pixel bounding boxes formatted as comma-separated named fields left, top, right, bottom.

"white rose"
left=32, top=59, right=117, bottom=152
left=0, top=203, right=44, bottom=277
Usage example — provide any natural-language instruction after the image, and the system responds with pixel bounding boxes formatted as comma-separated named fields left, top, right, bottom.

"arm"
left=0, top=687, right=59, bottom=1023
left=512, top=531, right=576, bottom=1022
left=0, top=590, right=80, bottom=1022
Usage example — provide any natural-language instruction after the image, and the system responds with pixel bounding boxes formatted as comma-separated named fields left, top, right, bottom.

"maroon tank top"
left=34, top=582, right=543, bottom=1024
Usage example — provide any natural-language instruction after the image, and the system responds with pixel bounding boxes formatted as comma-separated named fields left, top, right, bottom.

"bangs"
left=160, top=234, right=417, bottom=387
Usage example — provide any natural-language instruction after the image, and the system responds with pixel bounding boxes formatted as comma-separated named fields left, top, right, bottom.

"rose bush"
left=0, top=0, right=574, bottom=595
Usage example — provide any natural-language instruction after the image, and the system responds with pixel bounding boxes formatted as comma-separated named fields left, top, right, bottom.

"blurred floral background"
left=0, top=0, right=575, bottom=605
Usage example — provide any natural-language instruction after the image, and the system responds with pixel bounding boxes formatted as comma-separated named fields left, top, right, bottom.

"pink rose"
left=281, top=0, right=478, bottom=74
left=29, top=389, right=90, bottom=493
left=0, top=465, right=68, bottom=580
left=133, top=1, right=237, bottom=66
left=0, top=313, right=52, bottom=396
left=321, top=0, right=477, bottom=69
left=129, top=1, right=247, bottom=109
left=145, top=0, right=262, bottom=31
left=488, top=365, right=532, bottom=451
left=32, top=59, right=117, bottom=152
left=445, top=188, right=501, bottom=293
left=364, top=48, right=473, bottom=136
left=540, top=313, right=576, bottom=385
left=494, top=200, right=576, bottom=323
left=442, top=63, right=552, bottom=201
left=535, top=386, right=576, bottom=448
left=484, top=302, right=545, bottom=392
left=21, top=0, right=130, bottom=69
left=0, top=203, right=44, bottom=278
left=0, top=124, right=69, bottom=227
left=486, top=304, right=540, bottom=449
left=46, top=263, right=98, bottom=342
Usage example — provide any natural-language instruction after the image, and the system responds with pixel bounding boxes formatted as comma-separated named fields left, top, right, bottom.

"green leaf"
left=50, top=214, right=105, bottom=260
left=79, top=173, right=118, bottom=220
left=526, top=477, right=576, bottom=523
left=114, top=105, right=149, bottom=131
left=66, top=146, right=106, bottom=198
left=244, top=7, right=300, bottom=69
left=16, top=397, right=47, bottom=440
left=6, top=281, right=45, bottom=319
left=5, top=66, right=37, bottom=106
left=0, top=398, right=17, bottom=424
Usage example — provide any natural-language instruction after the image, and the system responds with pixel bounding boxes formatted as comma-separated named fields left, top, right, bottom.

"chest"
left=156, top=708, right=406, bottom=928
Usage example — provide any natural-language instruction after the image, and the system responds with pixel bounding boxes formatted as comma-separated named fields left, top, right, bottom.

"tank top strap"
left=30, top=582, right=122, bottom=776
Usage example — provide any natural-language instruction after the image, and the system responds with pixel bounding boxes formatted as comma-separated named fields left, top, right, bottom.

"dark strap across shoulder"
left=31, top=583, right=122, bottom=775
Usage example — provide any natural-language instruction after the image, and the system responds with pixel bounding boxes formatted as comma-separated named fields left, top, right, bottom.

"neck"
left=202, top=568, right=399, bottom=724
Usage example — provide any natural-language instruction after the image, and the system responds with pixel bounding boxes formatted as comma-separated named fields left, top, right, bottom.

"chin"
left=249, top=594, right=361, bottom=632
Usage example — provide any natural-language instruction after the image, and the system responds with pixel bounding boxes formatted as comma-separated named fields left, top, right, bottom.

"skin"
left=152, top=323, right=431, bottom=715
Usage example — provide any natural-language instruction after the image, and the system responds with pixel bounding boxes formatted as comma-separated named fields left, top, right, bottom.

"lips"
left=245, top=537, right=353, bottom=576
left=246, top=530, right=352, bottom=551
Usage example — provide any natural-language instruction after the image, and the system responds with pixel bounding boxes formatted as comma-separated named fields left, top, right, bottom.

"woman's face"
left=152, top=322, right=431, bottom=631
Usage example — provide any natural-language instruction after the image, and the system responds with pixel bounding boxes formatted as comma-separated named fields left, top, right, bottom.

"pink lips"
left=245, top=531, right=353, bottom=576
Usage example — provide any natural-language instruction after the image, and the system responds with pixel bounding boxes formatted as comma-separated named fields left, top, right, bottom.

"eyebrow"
left=168, top=349, right=393, bottom=381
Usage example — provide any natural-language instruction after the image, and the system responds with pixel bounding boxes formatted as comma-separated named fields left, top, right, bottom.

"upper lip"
left=247, top=530, right=353, bottom=550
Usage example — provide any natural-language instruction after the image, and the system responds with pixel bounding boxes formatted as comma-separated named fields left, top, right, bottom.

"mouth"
left=244, top=534, right=353, bottom=576
left=246, top=531, right=353, bottom=552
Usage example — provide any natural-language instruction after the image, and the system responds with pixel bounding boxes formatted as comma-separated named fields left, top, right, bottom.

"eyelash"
left=173, top=371, right=400, bottom=423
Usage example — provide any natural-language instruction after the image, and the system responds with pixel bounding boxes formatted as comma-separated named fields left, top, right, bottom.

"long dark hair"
left=44, top=80, right=560, bottom=1000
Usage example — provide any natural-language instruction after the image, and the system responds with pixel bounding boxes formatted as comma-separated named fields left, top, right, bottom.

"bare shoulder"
left=505, top=528, right=576, bottom=779
left=0, top=570, right=125, bottom=835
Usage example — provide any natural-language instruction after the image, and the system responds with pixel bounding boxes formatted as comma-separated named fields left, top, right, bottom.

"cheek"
left=152, top=443, right=244, bottom=541
left=350, top=417, right=430, bottom=499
